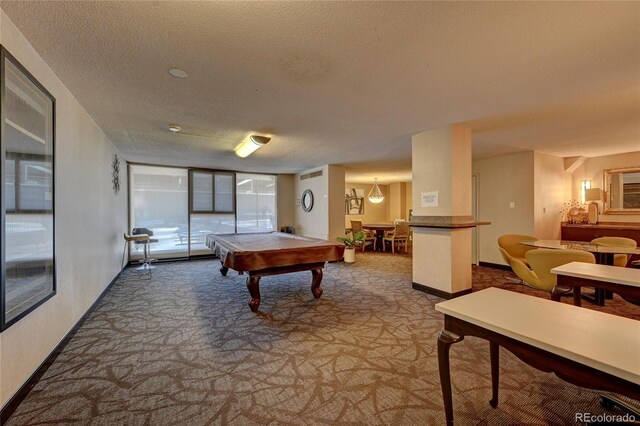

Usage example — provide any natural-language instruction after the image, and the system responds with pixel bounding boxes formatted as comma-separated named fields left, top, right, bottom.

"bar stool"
left=122, top=228, right=157, bottom=276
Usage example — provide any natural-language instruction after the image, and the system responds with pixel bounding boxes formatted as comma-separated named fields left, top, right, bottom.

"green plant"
left=337, top=230, right=366, bottom=249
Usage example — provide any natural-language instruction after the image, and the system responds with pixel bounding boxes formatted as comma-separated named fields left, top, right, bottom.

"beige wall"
left=294, top=165, right=345, bottom=241
left=412, top=125, right=471, bottom=216
left=294, top=166, right=328, bottom=239
left=0, top=11, right=128, bottom=409
left=571, top=151, right=640, bottom=222
left=345, top=182, right=390, bottom=228
left=389, top=182, right=408, bottom=221
left=473, top=151, right=536, bottom=265
left=405, top=182, right=412, bottom=219
left=327, top=165, right=346, bottom=241
left=534, top=152, right=571, bottom=239
left=412, top=126, right=453, bottom=216
left=276, top=174, right=295, bottom=228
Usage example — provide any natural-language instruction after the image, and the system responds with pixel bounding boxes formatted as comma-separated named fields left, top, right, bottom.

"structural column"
left=411, top=125, right=475, bottom=298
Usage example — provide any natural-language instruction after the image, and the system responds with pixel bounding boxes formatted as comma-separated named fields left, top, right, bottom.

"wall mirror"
left=603, top=167, right=640, bottom=215
left=301, top=189, right=314, bottom=212
left=1, top=47, right=56, bottom=330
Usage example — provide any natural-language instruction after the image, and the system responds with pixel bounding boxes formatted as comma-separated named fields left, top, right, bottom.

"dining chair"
left=382, top=223, right=410, bottom=253
left=590, top=237, right=636, bottom=267
left=510, top=249, right=596, bottom=299
left=350, top=220, right=376, bottom=252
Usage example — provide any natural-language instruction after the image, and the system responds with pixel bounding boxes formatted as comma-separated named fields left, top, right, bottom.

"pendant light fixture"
left=368, top=178, right=384, bottom=203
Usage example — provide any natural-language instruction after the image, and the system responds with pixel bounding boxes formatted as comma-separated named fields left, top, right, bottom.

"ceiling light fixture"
left=168, top=68, right=187, bottom=78
left=235, top=135, right=271, bottom=158
left=368, top=178, right=384, bottom=204
left=168, top=125, right=181, bottom=133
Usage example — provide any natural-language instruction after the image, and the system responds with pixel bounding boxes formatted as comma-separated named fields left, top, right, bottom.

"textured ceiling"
left=2, top=1, right=639, bottom=181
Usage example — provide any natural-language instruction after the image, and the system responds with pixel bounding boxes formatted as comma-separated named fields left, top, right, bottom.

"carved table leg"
left=489, top=341, right=499, bottom=408
left=246, top=276, right=261, bottom=312
left=438, top=330, right=464, bottom=426
left=220, top=261, right=228, bottom=277
left=311, top=268, right=323, bottom=299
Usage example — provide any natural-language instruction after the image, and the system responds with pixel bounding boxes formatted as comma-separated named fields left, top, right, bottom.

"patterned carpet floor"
left=6, top=253, right=639, bottom=425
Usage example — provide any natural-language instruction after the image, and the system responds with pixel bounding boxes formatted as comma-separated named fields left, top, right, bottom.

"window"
left=236, top=173, right=277, bottom=233
left=190, top=171, right=234, bottom=213
left=188, top=171, right=236, bottom=255
left=1, top=48, right=56, bottom=330
left=129, top=165, right=189, bottom=259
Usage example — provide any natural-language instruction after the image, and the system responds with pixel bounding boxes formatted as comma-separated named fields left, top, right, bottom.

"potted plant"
left=337, top=230, right=365, bottom=263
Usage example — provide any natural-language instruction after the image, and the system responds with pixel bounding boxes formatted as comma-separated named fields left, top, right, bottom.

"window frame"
left=188, top=169, right=236, bottom=215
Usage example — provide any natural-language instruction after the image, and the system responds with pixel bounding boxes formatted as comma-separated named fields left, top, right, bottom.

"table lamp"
left=585, top=188, right=604, bottom=225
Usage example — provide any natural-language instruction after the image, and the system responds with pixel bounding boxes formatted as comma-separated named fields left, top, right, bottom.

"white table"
left=551, top=262, right=640, bottom=306
left=521, top=239, right=640, bottom=305
left=435, top=288, right=640, bottom=426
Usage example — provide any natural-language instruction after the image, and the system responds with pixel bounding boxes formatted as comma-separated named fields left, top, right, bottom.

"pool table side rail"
left=206, top=232, right=345, bottom=272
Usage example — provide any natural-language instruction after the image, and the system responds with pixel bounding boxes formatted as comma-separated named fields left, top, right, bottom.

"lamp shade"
left=368, top=178, right=384, bottom=203
left=585, top=188, right=603, bottom=202
left=235, top=135, right=271, bottom=158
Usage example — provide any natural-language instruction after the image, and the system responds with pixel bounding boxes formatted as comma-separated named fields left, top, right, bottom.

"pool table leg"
left=311, top=268, right=323, bottom=299
left=246, top=276, right=261, bottom=312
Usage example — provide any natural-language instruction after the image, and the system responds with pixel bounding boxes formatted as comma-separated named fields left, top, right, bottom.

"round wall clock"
left=111, top=154, right=120, bottom=195
left=301, top=189, right=314, bottom=212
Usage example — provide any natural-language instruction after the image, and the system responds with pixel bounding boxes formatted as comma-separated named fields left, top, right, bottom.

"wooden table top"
left=363, top=223, right=395, bottom=229
left=552, top=262, right=640, bottom=287
left=435, top=288, right=640, bottom=384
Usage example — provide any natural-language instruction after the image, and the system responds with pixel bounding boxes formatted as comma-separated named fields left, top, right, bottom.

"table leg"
left=220, top=261, right=228, bottom=277
left=551, top=286, right=569, bottom=302
left=490, top=342, right=499, bottom=408
left=572, top=286, right=582, bottom=307
left=311, top=268, right=323, bottom=298
left=246, top=276, right=261, bottom=312
left=438, top=330, right=464, bottom=426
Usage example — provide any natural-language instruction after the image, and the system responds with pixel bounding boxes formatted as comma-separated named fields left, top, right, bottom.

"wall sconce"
left=580, top=180, right=591, bottom=203
left=235, top=135, right=271, bottom=158
left=368, top=178, right=384, bottom=203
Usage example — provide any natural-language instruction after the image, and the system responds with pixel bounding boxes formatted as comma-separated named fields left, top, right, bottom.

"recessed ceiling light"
left=168, top=68, right=187, bottom=78
left=168, top=125, right=181, bottom=133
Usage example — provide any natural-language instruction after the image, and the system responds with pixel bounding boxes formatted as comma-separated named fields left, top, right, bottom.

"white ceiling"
left=2, top=2, right=639, bottom=183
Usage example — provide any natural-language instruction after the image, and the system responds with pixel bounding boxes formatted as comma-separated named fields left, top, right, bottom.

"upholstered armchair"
left=382, top=223, right=410, bottom=253
left=510, top=249, right=596, bottom=298
left=591, top=237, right=636, bottom=267
left=498, top=234, right=538, bottom=267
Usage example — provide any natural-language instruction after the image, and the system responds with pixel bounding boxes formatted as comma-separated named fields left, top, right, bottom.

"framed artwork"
left=345, top=187, right=364, bottom=214
left=1, top=46, right=56, bottom=330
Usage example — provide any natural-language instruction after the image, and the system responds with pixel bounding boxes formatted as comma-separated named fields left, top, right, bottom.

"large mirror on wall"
left=1, top=47, right=56, bottom=330
left=603, top=167, right=640, bottom=214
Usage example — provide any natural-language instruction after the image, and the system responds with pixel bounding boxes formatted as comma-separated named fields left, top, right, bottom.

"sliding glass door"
left=128, top=166, right=278, bottom=261
left=129, top=165, right=189, bottom=259
left=189, top=170, right=236, bottom=256
left=236, top=173, right=277, bottom=233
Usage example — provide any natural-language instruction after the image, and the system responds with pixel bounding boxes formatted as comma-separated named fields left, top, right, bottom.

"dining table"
left=363, top=223, right=395, bottom=251
left=520, top=239, right=640, bottom=305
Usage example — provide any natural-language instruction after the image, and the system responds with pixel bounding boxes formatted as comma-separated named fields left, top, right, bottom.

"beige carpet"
left=6, top=253, right=638, bottom=425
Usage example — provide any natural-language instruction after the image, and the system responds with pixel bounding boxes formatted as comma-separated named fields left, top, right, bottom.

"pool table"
left=206, top=232, right=345, bottom=312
